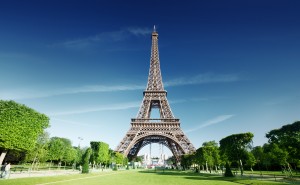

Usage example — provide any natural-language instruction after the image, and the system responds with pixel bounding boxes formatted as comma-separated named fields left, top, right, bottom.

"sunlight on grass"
left=0, top=170, right=292, bottom=185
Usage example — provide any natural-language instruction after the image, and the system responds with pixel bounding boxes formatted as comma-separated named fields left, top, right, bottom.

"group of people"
left=0, top=162, right=11, bottom=179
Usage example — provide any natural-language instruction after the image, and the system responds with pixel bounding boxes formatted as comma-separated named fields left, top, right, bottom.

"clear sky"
left=1, top=0, right=300, bottom=157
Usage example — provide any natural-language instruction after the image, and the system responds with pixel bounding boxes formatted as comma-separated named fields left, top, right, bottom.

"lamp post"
left=78, top=137, right=83, bottom=148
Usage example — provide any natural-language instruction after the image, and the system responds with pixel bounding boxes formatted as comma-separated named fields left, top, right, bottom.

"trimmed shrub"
left=82, top=148, right=92, bottom=174
left=224, top=162, right=234, bottom=177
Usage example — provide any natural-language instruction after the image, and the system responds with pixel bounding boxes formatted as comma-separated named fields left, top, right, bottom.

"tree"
left=0, top=100, right=49, bottom=165
left=63, top=147, right=78, bottom=166
left=195, top=147, right=206, bottom=172
left=181, top=153, right=194, bottom=170
left=24, top=131, right=50, bottom=170
left=90, top=141, right=110, bottom=167
left=47, top=137, right=65, bottom=164
left=47, top=137, right=76, bottom=168
left=263, top=143, right=289, bottom=172
left=114, top=152, right=125, bottom=166
left=246, top=152, right=256, bottom=171
left=202, top=141, right=221, bottom=172
left=219, top=132, right=254, bottom=176
left=82, top=148, right=92, bottom=173
left=251, top=146, right=264, bottom=171
left=266, top=121, right=300, bottom=171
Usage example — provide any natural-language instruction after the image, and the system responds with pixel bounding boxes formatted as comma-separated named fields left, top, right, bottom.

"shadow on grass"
left=138, top=170, right=289, bottom=185
left=138, top=170, right=228, bottom=180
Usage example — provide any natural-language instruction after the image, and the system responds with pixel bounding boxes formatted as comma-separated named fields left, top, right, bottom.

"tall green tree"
left=0, top=100, right=49, bottom=165
left=266, top=121, right=300, bottom=170
left=246, top=152, right=256, bottom=171
left=219, top=132, right=254, bottom=176
left=202, top=141, right=221, bottom=172
left=263, top=143, right=289, bottom=172
left=181, top=153, right=194, bottom=170
left=114, top=152, right=124, bottom=165
left=90, top=141, right=110, bottom=167
left=251, top=146, right=264, bottom=170
left=24, top=131, right=50, bottom=170
left=82, top=148, right=92, bottom=173
left=47, top=137, right=75, bottom=167
left=195, top=147, right=206, bottom=172
left=47, top=137, right=65, bottom=164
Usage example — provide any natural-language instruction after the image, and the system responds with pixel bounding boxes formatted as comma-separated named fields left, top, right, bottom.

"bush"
left=113, top=165, right=118, bottom=171
left=81, top=148, right=92, bottom=174
left=224, top=162, right=234, bottom=177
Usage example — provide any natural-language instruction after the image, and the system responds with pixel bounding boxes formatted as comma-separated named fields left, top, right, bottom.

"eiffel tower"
left=116, top=26, right=195, bottom=162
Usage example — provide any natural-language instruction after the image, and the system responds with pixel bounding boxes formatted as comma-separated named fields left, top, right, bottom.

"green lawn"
left=0, top=169, right=294, bottom=185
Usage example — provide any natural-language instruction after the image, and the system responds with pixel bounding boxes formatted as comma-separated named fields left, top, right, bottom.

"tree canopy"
left=0, top=100, right=49, bottom=164
left=90, top=141, right=110, bottom=166
left=219, top=132, right=254, bottom=175
left=266, top=121, right=300, bottom=162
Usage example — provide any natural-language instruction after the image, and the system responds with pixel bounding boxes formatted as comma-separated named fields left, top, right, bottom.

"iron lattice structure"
left=116, top=28, right=195, bottom=162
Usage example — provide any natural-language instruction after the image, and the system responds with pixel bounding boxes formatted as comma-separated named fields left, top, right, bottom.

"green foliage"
left=113, top=165, right=118, bottom=171
left=166, top=156, right=176, bottom=166
left=114, top=152, right=125, bottom=165
left=251, top=146, right=264, bottom=166
left=123, top=157, right=129, bottom=167
left=0, top=100, right=49, bottom=151
left=195, top=141, right=221, bottom=172
left=82, top=148, right=92, bottom=173
left=266, top=121, right=300, bottom=163
left=134, top=156, right=143, bottom=162
left=263, top=143, right=288, bottom=166
left=181, top=153, right=195, bottom=170
left=46, top=137, right=77, bottom=165
left=90, top=141, right=109, bottom=165
left=24, top=131, right=50, bottom=164
left=246, top=152, right=256, bottom=171
left=219, top=132, right=254, bottom=176
left=195, top=147, right=206, bottom=169
left=47, top=137, right=66, bottom=162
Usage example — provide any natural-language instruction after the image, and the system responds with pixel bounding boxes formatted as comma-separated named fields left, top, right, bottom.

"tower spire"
left=146, top=27, right=164, bottom=91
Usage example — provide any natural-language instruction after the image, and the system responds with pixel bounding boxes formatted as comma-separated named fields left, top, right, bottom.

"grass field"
left=0, top=169, right=295, bottom=185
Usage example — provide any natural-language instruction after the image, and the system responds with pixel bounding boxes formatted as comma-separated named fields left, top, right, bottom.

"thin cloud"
left=1, top=73, right=239, bottom=100
left=48, top=101, right=140, bottom=116
left=52, top=27, right=152, bottom=49
left=1, top=84, right=145, bottom=100
left=164, top=73, right=239, bottom=87
left=50, top=118, right=102, bottom=128
left=65, top=84, right=145, bottom=94
left=185, top=115, right=235, bottom=133
left=127, top=27, right=152, bottom=36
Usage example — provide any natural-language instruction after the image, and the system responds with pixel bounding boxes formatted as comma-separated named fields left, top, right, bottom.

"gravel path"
left=7, top=170, right=81, bottom=179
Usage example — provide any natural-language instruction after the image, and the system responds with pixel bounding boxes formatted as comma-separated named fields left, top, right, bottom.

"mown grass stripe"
left=36, top=170, right=128, bottom=185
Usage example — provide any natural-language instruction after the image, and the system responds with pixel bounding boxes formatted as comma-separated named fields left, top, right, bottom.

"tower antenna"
left=153, top=25, right=156, bottom=32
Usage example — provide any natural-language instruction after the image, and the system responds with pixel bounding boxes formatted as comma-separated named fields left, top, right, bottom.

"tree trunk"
left=239, top=159, right=244, bottom=176
left=286, top=163, right=293, bottom=176
left=0, top=150, right=8, bottom=165
left=31, top=151, right=39, bottom=171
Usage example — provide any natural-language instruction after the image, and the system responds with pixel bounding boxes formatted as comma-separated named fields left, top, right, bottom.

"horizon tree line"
left=1, top=100, right=299, bottom=175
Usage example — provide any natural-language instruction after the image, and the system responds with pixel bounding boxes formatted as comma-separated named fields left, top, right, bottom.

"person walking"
left=0, top=163, right=6, bottom=178
left=4, top=163, right=11, bottom=178
left=0, top=163, right=7, bottom=178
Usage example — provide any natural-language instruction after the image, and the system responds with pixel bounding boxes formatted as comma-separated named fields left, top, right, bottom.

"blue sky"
left=1, top=0, right=300, bottom=157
